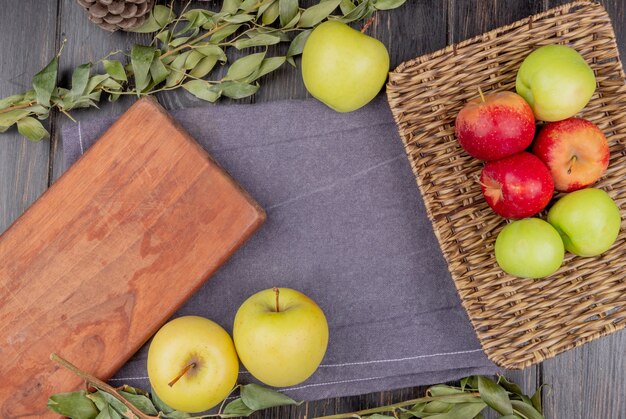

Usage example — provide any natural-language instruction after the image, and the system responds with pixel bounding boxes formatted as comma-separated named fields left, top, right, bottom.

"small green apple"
left=147, top=316, right=239, bottom=413
left=233, top=288, right=329, bottom=387
left=495, top=218, right=564, bottom=278
left=301, top=21, right=390, bottom=112
left=516, top=45, right=596, bottom=121
left=547, top=188, right=621, bottom=256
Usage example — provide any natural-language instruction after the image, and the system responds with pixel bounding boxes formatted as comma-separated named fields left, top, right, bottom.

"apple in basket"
left=532, top=118, right=609, bottom=192
left=480, top=152, right=554, bottom=219
left=547, top=188, right=621, bottom=257
left=455, top=90, right=535, bottom=161
left=516, top=44, right=596, bottom=122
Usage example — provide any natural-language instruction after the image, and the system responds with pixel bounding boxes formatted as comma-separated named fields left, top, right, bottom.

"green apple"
left=147, top=316, right=239, bottom=413
left=495, top=218, right=564, bottom=278
left=547, top=188, right=621, bottom=256
left=516, top=45, right=596, bottom=121
left=301, top=21, right=390, bottom=112
left=233, top=288, right=329, bottom=387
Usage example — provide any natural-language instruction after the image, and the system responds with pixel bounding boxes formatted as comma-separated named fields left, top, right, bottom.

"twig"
left=311, top=393, right=481, bottom=419
left=50, top=353, right=155, bottom=419
left=160, top=23, right=230, bottom=60
left=361, top=15, right=376, bottom=33
left=0, top=101, right=35, bottom=114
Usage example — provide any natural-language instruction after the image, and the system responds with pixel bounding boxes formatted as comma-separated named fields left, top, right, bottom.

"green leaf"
left=182, top=9, right=214, bottom=29
left=68, top=63, right=92, bottom=99
left=499, top=416, right=520, bottom=419
left=86, top=392, right=107, bottom=410
left=222, top=0, right=243, bottom=14
left=170, top=51, right=192, bottom=70
left=17, top=116, right=49, bottom=141
left=247, top=56, right=286, bottom=82
left=240, top=383, right=300, bottom=410
left=283, top=11, right=301, bottom=28
left=210, top=24, right=242, bottom=44
left=262, top=1, right=280, bottom=24
left=279, top=0, right=299, bottom=27
left=428, top=402, right=487, bottom=419
left=427, top=385, right=483, bottom=403
left=423, top=401, right=453, bottom=414
left=0, top=93, right=25, bottom=110
left=150, top=53, right=170, bottom=85
left=97, top=391, right=136, bottom=418
left=498, top=376, right=524, bottom=396
left=32, top=55, right=58, bottom=106
left=367, top=415, right=395, bottom=419
left=102, top=60, right=127, bottom=81
left=298, top=0, right=341, bottom=27
left=224, top=13, right=255, bottom=23
left=184, top=50, right=205, bottom=70
left=220, top=81, right=259, bottom=99
left=120, top=392, right=158, bottom=415
left=189, top=56, right=219, bottom=78
left=195, top=44, right=227, bottom=61
left=47, top=391, right=99, bottom=419
left=222, top=398, right=255, bottom=418
left=511, top=400, right=544, bottom=419
left=531, top=385, right=544, bottom=413
left=151, top=391, right=174, bottom=414
left=340, top=0, right=356, bottom=14
left=131, top=44, right=157, bottom=93
left=373, top=0, right=407, bottom=10
left=183, top=80, right=221, bottom=102
left=156, top=29, right=172, bottom=45
left=338, top=1, right=369, bottom=22
left=287, top=29, right=311, bottom=57
left=478, top=376, right=513, bottom=416
left=94, top=405, right=122, bottom=419
left=224, top=52, right=265, bottom=80
left=0, top=109, right=30, bottom=131
left=130, top=5, right=176, bottom=33
left=234, top=34, right=282, bottom=49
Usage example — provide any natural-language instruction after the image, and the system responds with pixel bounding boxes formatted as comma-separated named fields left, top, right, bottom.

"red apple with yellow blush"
left=532, top=118, right=609, bottom=192
left=455, top=90, right=536, bottom=161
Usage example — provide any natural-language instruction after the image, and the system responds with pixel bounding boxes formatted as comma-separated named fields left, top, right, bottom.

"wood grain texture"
left=0, top=97, right=265, bottom=418
left=0, top=0, right=625, bottom=418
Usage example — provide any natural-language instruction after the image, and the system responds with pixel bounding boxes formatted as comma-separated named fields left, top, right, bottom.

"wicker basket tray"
left=386, top=1, right=626, bottom=369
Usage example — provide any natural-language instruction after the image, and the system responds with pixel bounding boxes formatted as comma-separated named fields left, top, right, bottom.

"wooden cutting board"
left=0, top=97, right=265, bottom=418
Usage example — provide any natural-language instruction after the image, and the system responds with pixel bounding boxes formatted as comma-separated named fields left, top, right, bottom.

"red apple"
left=481, top=152, right=554, bottom=219
left=532, top=118, right=609, bottom=192
left=455, top=91, right=536, bottom=161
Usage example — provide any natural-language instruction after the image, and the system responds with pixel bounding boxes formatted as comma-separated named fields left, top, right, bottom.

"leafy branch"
left=0, top=0, right=407, bottom=142
left=48, top=353, right=546, bottom=419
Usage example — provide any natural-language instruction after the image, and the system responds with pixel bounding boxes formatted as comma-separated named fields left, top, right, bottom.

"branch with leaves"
left=48, top=353, right=546, bottom=419
left=0, top=0, right=407, bottom=141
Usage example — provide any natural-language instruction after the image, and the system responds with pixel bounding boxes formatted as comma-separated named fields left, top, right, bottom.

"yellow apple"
left=301, top=20, right=390, bottom=112
left=147, top=316, right=239, bottom=413
left=233, top=288, right=329, bottom=387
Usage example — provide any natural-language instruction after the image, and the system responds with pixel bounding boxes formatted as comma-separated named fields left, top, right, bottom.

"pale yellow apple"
left=233, top=288, right=329, bottom=387
left=301, top=20, right=390, bottom=112
left=147, top=316, right=239, bottom=413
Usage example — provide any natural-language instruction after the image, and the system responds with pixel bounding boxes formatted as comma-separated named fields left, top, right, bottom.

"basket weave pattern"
left=387, top=1, right=626, bottom=369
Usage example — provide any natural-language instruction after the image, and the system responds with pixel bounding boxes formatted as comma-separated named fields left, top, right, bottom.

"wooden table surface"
left=0, top=1, right=624, bottom=418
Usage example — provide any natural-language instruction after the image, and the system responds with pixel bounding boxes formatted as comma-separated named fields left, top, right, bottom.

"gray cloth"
left=61, top=96, right=497, bottom=402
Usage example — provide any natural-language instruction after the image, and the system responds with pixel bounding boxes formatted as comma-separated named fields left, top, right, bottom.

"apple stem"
left=568, top=155, right=577, bottom=174
left=361, top=15, right=376, bottom=33
left=273, top=287, right=280, bottom=312
left=168, top=362, right=196, bottom=387
left=477, top=86, right=486, bottom=103
left=50, top=353, right=152, bottom=419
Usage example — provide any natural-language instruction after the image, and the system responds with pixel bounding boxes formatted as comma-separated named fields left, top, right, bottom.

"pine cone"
left=76, top=0, right=156, bottom=32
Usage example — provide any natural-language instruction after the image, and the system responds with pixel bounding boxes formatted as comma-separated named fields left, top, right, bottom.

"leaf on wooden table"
left=221, top=0, right=244, bottom=14
left=427, top=402, right=487, bottom=419
left=183, top=80, right=221, bottom=102
left=94, top=405, right=123, bottom=419
left=47, top=391, right=99, bottom=419
left=287, top=29, right=311, bottom=57
left=210, top=24, right=242, bottom=44
left=224, top=13, right=256, bottom=23
left=279, top=0, right=299, bottom=27
left=184, top=50, right=205, bottom=70
left=131, top=44, right=157, bottom=93
left=150, top=52, right=170, bottom=85
left=224, top=52, right=266, bottom=80
left=69, top=63, right=92, bottom=99
left=120, top=391, right=158, bottom=415
left=221, top=398, right=255, bottom=418
left=0, top=109, right=30, bottom=132
left=32, top=55, right=58, bottom=106
left=477, top=376, right=513, bottom=416
left=130, top=5, right=176, bottom=33
left=298, top=0, right=342, bottom=27
left=262, top=1, right=280, bottom=24
left=373, top=0, right=407, bottom=10
left=340, top=0, right=356, bottom=14
left=17, top=116, right=49, bottom=141
left=511, top=400, right=544, bottom=419
left=246, top=56, right=286, bottom=82
left=220, top=81, right=259, bottom=99
left=240, top=383, right=300, bottom=410
left=102, top=60, right=127, bottom=82
left=234, top=34, right=282, bottom=49
left=189, top=56, right=219, bottom=78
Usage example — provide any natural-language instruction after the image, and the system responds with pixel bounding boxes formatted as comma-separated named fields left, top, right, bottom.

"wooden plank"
left=539, top=1, right=626, bottom=417
left=0, top=98, right=265, bottom=417
left=0, top=0, right=57, bottom=231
